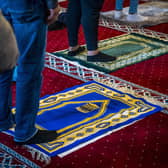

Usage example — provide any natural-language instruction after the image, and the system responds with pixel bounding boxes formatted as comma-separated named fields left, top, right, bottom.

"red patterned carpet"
left=43, top=1, right=168, bottom=167
left=1, top=0, right=168, bottom=168
left=43, top=18, right=168, bottom=168
left=46, top=26, right=168, bottom=95
left=48, top=112, right=168, bottom=168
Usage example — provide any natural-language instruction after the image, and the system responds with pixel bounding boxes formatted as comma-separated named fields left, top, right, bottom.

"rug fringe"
left=25, top=146, right=51, bottom=166
left=95, top=78, right=168, bottom=109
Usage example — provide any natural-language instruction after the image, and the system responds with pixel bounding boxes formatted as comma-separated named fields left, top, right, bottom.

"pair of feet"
left=68, top=46, right=116, bottom=62
left=114, top=11, right=147, bottom=22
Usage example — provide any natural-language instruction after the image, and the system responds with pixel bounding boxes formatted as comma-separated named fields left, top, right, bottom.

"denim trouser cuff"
left=14, top=128, right=38, bottom=142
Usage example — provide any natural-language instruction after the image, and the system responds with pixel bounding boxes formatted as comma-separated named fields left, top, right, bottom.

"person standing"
left=66, top=0, right=116, bottom=62
left=0, top=0, right=60, bottom=145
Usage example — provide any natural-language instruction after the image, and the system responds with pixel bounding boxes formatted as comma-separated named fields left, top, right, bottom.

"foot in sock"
left=126, top=14, right=147, bottom=22
left=68, top=46, right=85, bottom=56
left=14, top=130, right=58, bottom=145
left=114, top=10, right=123, bottom=20
left=87, top=52, right=116, bottom=62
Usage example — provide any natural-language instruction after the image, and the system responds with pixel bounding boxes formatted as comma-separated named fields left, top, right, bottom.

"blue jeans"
left=115, top=0, right=139, bottom=14
left=0, top=0, right=47, bottom=142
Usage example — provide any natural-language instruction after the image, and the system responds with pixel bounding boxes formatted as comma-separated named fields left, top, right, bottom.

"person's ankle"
left=69, top=45, right=80, bottom=52
left=87, top=49, right=99, bottom=56
left=68, top=46, right=85, bottom=56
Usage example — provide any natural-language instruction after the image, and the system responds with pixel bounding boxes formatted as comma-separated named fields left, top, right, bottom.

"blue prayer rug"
left=32, top=81, right=161, bottom=156
left=8, top=81, right=162, bottom=156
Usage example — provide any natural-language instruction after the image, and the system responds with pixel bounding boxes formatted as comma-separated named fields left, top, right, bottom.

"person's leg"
left=114, top=0, right=124, bottom=19
left=81, top=0, right=116, bottom=62
left=115, top=0, right=124, bottom=11
left=8, top=1, right=47, bottom=142
left=129, top=0, right=139, bottom=14
left=0, top=70, right=14, bottom=131
left=67, top=0, right=82, bottom=53
left=127, top=0, right=145, bottom=22
left=81, top=0, right=104, bottom=52
left=0, top=1, right=15, bottom=132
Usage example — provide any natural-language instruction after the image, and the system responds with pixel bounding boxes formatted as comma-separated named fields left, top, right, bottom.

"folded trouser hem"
left=14, top=128, right=38, bottom=142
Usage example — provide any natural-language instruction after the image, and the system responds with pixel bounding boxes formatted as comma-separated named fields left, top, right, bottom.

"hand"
left=47, top=6, right=60, bottom=25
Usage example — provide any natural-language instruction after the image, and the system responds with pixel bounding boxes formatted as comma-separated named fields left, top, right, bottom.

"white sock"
left=126, top=13, right=146, bottom=22
left=114, top=10, right=123, bottom=19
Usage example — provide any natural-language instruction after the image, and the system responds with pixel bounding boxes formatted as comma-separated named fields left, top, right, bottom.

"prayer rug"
left=10, top=81, right=162, bottom=156
left=53, top=33, right=168, bottom=73
left=101, top=1, right=168, bottom=27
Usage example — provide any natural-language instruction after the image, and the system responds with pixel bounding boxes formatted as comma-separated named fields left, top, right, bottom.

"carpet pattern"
left=35, top=0, right=168, bottom=166
left=7, top=81, right=162, bottom=156
left=0, top=143, right=40, bottom=168
left=0, top=133, right=44, bottom=168
left=46, top=22, right=168, bottom=96
left=53, top=33, right=168, bottom=73
left=1, top=112, right=168, bottom=167
left=45, top=53, right=168, bottom=109
left=99, top=16, right=168, bottom=42
left=101, top=1, right=168, bottom=27
left=0, top=0, right=167, bottom=167
left=7, top=81, right=161, bottom=157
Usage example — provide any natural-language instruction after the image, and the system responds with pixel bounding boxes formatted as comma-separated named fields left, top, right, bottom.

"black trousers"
left=67, top=0, right=104, bottom=50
